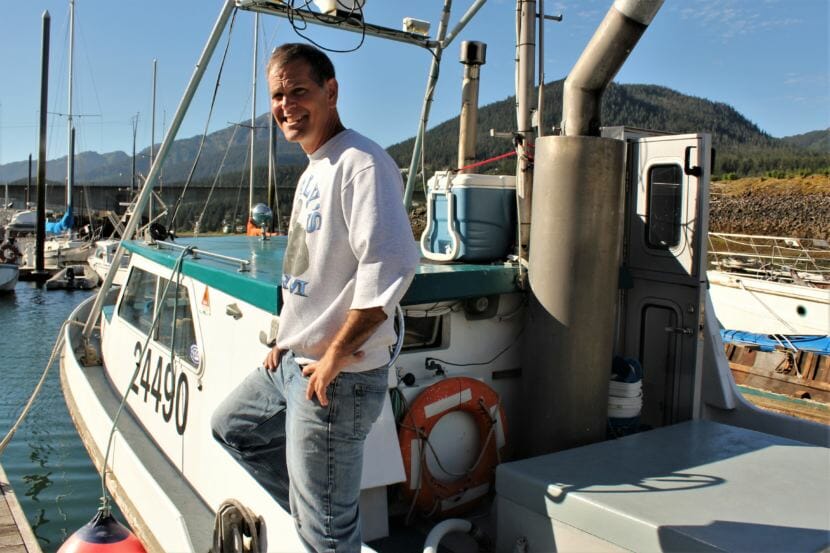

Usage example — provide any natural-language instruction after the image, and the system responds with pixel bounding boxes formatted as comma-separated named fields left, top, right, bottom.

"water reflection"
left=0, top=281, right=99, bottom=552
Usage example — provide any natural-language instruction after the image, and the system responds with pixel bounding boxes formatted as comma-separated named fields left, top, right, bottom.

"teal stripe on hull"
left=123, top=236, right=520, bottom=313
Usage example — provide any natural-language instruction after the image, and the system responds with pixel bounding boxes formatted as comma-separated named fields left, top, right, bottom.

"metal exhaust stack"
left=562, top=0, right=663, bottom=137
left=458, top=41, right=486, bottom=172
left=520, top=0, right=662, bottom=457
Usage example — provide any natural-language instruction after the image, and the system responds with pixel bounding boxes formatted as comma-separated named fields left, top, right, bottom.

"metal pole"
left=537, top=0, right=544, bottom=138
left=441, top=0, right=488, bottom=47
left=516, top=0, right=536, bottom=266
left=36, top=11, right=50, bottom=276
left=68, top=127, right=75, bottom=215
left=149, top=58, right=157, bottom=220
left=26, top=154, right=32, bottom=206
left=66, top=0, right=74, bottom=210
left=403, top=0, right=452, bottom=211
left=83, top=0, right=236, bottom=338
left=131, top=113, right=138, bottom=191
left=537, top=5, right=563, bottom=139
left=268, top=110, right=277, bottom=232
left=249, top=12, right=259, bottom=219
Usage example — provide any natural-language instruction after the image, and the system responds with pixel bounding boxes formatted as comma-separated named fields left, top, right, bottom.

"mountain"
left=0, top=113, right=305, bottom=185
left=387, top=81, right=828, bottom=178
left=1, top=83, right=826, bottom=185
left=781, top=128, right=830, bottom=152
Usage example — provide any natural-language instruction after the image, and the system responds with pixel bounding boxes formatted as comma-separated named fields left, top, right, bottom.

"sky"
left=0, top=0, right=828, bottom=167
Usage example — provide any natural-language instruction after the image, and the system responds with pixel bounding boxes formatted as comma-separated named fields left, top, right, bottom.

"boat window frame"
left=155, top=276, right=200, bottom=370
left=645, top=163, right=684, bottom=250
left=117, top=266, right=159, bottom=336
left=116, top=266, right=202, bottom=373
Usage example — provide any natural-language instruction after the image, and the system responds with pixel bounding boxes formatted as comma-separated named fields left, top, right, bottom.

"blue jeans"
left=211, top=351, right=388, bottom=552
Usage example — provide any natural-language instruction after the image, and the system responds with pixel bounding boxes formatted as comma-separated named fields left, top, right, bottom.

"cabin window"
left=646, top=164, right=683, bottom=249
left=157, top=278, right=197, bottom=362
left=402, top=315, right=443, bottom=350
left=118, top=268, right=157, bottom=335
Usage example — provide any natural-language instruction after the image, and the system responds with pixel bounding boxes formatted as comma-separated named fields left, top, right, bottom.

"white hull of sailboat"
left=708, top=270, right=830, bottom=335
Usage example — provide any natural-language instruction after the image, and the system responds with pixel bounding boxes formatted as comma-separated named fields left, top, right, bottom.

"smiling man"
left=211, top=43, right=419, bottom=552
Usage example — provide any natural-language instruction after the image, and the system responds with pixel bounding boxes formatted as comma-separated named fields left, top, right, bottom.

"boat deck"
left=124, top=236, right=522, bottom=312
left=0, top=463, right=41, bottom=553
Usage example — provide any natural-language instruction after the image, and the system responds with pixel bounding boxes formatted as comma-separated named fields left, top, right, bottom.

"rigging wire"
left=194, top=122, right=242, bottom=236
left=167, top=8, right=239, bottom=231
left=99, top=246, right=193, bottom=512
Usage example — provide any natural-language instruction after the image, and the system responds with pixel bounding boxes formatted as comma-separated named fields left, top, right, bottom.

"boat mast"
left=66, top=0, right=75, bottom=217
left=149, top=58, right=157, bottom=221
left=249, top=13, right=259, bottom=219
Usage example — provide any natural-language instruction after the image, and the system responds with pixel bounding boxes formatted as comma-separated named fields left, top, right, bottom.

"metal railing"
left=708, top=232, right=830, bottom=285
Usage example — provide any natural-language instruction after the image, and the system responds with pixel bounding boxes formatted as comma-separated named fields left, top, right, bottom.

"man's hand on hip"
left=264, top=346, right=285, bottom=371
left=303, top=350, right=365, bottom=406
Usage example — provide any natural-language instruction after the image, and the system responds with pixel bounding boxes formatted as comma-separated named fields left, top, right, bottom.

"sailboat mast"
left=249, top=13, right=259, bottom=218
left=149, top=59, right=157, bottom=221
left=66, top=0, right=75, bottom=212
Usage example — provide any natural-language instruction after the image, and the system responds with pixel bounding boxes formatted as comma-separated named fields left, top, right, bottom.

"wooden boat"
left=46, top=263, right=99, bottom=290
left=59, top=1, right=830, bottom=552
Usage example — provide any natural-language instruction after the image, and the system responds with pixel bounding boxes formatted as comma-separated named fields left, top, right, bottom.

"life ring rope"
left=397, top=377, right=507, bottom=520
left=401, top=397, right=500, bottom=479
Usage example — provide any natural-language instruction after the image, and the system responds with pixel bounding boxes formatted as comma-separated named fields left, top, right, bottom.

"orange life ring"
left=398, top=376, right=506, bottom=516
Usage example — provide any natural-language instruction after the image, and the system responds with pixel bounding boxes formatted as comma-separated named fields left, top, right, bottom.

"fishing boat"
left=59, top=1, right=830, bottom=552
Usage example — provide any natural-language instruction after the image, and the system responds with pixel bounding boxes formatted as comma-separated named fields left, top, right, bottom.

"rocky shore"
left=709, top=175, right=829, bottom=239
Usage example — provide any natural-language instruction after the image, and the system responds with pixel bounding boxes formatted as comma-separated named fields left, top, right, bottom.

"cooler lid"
left=427, top=171, right=516, bottom=192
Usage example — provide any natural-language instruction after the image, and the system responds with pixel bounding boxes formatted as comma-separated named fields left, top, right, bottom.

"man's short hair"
left=267, top=43, right=335, bottom=86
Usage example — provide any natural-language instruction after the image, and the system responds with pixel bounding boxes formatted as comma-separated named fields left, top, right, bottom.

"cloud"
left=674, top=0, right=803, bottom=41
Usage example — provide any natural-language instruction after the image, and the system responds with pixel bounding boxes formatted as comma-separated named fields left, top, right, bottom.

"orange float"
left=398, top=376, right=506, bottom=516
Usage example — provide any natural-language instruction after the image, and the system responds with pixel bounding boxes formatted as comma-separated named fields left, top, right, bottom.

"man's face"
left=268, top=59, right=338, bottom=154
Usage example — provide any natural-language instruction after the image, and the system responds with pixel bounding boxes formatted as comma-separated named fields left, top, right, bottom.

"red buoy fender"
left=58, top=510, right=146, bottom=553
left=398, top=376, right=506, bottom=516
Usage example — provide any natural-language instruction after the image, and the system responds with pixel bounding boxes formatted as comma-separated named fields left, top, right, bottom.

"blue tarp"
left=45, top=210, right=73, bottom=234
left=720, top=329, right=830, bottom=355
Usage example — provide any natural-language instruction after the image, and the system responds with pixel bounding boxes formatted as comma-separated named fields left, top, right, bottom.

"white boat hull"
left=87, top=239, right=129, bottom=286
left=0, top=263, right=19, bottom=291
left=708, top=270, right=830, bottom=335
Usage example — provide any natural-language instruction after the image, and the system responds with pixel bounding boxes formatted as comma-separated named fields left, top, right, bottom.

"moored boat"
left=59, top=1, right=830, bottom=552
left=87, top=239, right=129, bottom=286
left=0, top=263, right=19, bottom=292
left=46, top=263, right=99, bottom=290
left=708, top=232, right=830, bottom=414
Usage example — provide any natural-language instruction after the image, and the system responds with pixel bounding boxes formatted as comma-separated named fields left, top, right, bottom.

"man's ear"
left=326, top=78, right=339, bottom=107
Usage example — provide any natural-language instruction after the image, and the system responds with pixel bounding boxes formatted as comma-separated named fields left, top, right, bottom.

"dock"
left=0, top=463, right=41, bottom=553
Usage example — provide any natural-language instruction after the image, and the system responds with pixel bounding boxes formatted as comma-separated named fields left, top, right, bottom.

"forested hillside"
left=387, top=81, right=829, bottom=179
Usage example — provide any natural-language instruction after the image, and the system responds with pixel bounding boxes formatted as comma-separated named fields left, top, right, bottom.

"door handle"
left=664, top=326, right=693, bottom=335
left=684, top=146, right=702, bottom=177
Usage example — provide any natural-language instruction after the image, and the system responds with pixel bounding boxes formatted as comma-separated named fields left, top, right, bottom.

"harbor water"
left=0, top=281, right=103, bottom=552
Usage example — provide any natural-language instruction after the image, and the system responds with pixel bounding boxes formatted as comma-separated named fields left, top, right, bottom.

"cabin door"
left=614, top=131, right=712, bottom=427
